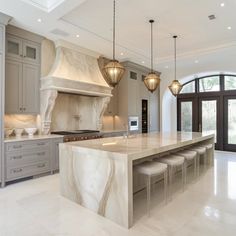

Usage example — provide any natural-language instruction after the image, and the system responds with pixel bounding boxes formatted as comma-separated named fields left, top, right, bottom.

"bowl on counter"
left=14, top=128, right=24, bottom=138
left=25, top=128, right=37, bottom=137
left=4, top=128, right=14, bottom=138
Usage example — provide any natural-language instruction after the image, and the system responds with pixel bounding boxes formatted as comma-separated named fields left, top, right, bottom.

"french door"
left=224, top=96, right=236, bottom=151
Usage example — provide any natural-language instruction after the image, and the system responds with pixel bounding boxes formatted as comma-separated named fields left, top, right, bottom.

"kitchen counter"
left=59, top=132, right=214, bottom=228
left=4, top=134, right=64, bottom=143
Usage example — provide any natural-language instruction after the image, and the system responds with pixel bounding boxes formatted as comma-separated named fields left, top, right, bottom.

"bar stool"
left=176, top=150, right=198, bottom=180
left=188, top=146, right=207, bottom=170
left=155, top=155, right=186, bottom=199
left=135, top=161, right=168, bottom=216
left=198, top=143, right=214, bottom=166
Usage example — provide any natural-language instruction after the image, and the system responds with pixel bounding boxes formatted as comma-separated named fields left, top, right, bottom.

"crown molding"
left=0, top=12, right=11, bottom=25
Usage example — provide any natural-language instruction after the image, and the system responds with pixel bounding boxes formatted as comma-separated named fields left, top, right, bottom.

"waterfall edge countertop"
left=59, top=132, right=215, bottom=229
left=60, top=132, right=214, bottom=161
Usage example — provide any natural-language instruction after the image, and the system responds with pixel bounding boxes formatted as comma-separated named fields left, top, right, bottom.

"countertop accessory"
left=14, top=128, right=24, bottom=138
left=4, top=128, right=14, bottom=138
left=25, top=128, right=38, bottom=137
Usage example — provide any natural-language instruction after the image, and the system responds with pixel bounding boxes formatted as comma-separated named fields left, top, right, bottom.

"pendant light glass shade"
left=102, top=0, right=125, bottom=87
left=102, top=60, right=125, bottom=87
left=144, top=20, right=161, bottom=93
left=168, top=36, right=183, bottom=96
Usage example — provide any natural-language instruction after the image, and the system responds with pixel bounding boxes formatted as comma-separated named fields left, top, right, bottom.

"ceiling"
left=0, top=0, right=236, bottom=72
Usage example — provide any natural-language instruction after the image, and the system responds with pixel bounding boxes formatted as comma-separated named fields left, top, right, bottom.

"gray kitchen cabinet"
left=5, top=27, right=42, bottom=114
left=3, top=137, right=63, bottom=186
left=5, top=60, right=39, bottom=114
left=6, top=34, right=40, bottom=65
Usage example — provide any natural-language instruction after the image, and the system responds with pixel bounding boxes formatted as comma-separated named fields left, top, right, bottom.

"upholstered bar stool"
left=135, top=161, right=168, bottom=216
left=188, top=146, right=207, bottom=172
left=155, top=155, right=186, bottom=199
left=198, top=143, right=214, bottom=166
left=176, top=150, right=198, bottom=181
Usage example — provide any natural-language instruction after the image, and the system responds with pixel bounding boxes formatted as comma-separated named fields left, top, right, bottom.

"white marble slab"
left=59, top=132, right=214, bottom=228
left=4, top=134, right=63, bottom=143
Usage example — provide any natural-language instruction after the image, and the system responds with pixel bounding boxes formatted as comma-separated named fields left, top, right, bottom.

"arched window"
left=177, top=74, right=236, bottom=152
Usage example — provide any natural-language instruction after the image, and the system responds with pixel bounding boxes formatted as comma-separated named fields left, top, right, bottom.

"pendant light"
left=102, top=0, right=125, bottom=87
left=168, top=36, right=183, bottom=96
left=144, top=19, right=161, bottom=93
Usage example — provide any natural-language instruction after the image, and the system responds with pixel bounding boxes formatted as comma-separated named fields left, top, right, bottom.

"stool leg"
left=203, top=153, right=207, bottom=170
left=197, top=153, right=200, bottom=177
left=168, top=166, right=173, bottom=200
left=194, top=156, right=197, bottom=179
left=181, top=163, right=185, bottom=192
left=146, top=175, right=151, bottom=216
left=164, top=170, right=168, bottom=204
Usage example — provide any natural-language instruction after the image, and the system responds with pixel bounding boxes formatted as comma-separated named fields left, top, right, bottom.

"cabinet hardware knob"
left=37, top=152, right=45, bottom=156
left=37, top=143, right=45, bottom=146
left=13, top=145, right=22, bottom=149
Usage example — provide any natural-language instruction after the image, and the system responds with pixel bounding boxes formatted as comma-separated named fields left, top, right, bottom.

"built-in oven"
left=129, top=116, right=139, bottom=131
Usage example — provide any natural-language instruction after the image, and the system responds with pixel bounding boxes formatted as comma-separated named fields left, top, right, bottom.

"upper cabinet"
left=5, top=26, right=43, bottom=114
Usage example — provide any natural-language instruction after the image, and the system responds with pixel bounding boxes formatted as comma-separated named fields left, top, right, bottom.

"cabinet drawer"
left=6, top=149, right=50, bottom=167
left=6, top=161, right=50, bottom=181
left=5, top=140, right=50, bottom=152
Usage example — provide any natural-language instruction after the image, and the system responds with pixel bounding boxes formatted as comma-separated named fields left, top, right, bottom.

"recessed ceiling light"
left=165, top=66, right=169, bottom=69
left=220, top=3, right=225, bottom=7
left=195, top=60, right=199, bottom=64
left=37, top=18, right=42, bottom=23
left=120, top=52, right=124, bottom=56
left=76, top=34, right=80, bottom=38
left=142, top=61, right=145, bottom=64
left=227, top=26, right=232, bottom=30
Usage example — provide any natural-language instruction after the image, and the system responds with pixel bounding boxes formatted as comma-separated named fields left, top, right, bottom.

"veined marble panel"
left=60, top=144, right=131, bottom=228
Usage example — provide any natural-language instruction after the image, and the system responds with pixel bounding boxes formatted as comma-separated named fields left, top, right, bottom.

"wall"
left=160, top=45, right=236, bottom=132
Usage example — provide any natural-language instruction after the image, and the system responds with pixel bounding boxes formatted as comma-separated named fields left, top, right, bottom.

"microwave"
left=129, top=116, right=139, bottom=131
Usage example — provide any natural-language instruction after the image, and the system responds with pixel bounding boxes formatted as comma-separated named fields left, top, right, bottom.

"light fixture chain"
left=151, top=21, right=153, bottom=72
left=174, top=36, right=177, bottom=80
left=113, top=0, right=116, bottom=60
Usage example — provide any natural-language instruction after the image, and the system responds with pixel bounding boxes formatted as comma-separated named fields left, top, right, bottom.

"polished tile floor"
left=0, top=151, right=236, bottom=236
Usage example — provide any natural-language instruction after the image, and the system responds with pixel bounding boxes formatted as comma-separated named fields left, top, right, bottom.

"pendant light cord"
left=113, top=0, right=116, bottom=60
left=149, top=20, right=154, bottom=72
left=174, top=35, right=177, bottom=80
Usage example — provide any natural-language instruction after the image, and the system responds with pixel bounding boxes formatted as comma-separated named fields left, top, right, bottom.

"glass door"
left=224, top=96, right=236, bottom=151
left=177, top=98, right=198, bottom=132
left=199, top=98, right=220, bottom=149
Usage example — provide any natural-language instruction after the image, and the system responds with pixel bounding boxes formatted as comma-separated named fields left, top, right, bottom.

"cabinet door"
left=128, top=77, right=139, bottom=116
left=5, top=60, right=23, bottom=113
left=22, top=63, right=39, bottom=114
left=105, top=86, right=118, bottom=116
left=23, top=40, right=40, bottom=65
left=6, top=35, right=23, bottom=62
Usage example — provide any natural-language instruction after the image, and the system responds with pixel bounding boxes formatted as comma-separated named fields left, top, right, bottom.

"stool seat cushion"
left=189, top=146, right=206, bottom=155
left=135, top=161, right=168, bottom=176
left=176, top=150, right=197, bottom=161
left=156, top=155, right=185, bottom=166
left=199, top=144, right=213, bottom=150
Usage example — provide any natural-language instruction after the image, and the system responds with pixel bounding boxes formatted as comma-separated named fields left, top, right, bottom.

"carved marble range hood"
left=40, top=40, right=112, bottom=134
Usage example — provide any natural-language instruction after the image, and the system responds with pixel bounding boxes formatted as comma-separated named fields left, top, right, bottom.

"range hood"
left=40, top=40, right=112, bottom=134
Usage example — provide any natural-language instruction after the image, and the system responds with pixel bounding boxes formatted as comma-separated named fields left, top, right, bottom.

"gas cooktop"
left=51, top=130, right=99, bottom=135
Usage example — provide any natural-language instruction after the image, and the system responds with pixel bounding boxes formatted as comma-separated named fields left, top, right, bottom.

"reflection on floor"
left=0, top=151, right=236, bottom=236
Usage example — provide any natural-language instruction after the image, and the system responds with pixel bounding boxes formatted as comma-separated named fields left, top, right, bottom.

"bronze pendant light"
left=144, top=19, right=161, bottom=93
left=168, top=36, right=183, bottom=96
left=102, top=0, right=125, bottom=87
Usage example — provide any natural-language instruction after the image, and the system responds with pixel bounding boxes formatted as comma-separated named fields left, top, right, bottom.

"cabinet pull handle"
left=37, top=152, right=45, bottom=156
left=13, top=145, right=22, bottom=149
left=37, top=143, right=45, bottom=146
left=13, top=168, right=22, bottom=173
left=20, top=108, right=23, bottom=111
left=12, top=155, right=22, bottom=160
left=37, top=164, right=46, bottom=168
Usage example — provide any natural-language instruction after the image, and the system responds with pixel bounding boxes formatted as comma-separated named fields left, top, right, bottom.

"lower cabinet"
left=3, top=137, right=63, bottom=185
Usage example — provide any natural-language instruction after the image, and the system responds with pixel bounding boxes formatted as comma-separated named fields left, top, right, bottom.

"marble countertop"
left=100, top=129, right=126, bottom=134
left=61, top=132, right=214, bottom=160
left=4, top=134, right=64, bottom=143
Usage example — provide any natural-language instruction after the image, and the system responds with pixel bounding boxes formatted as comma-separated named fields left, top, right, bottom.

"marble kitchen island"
left=59, top=132, right=214, bottom=228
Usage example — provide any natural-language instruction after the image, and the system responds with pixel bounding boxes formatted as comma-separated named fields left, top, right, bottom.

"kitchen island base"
left=59, top=132, right=214, bottom=228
